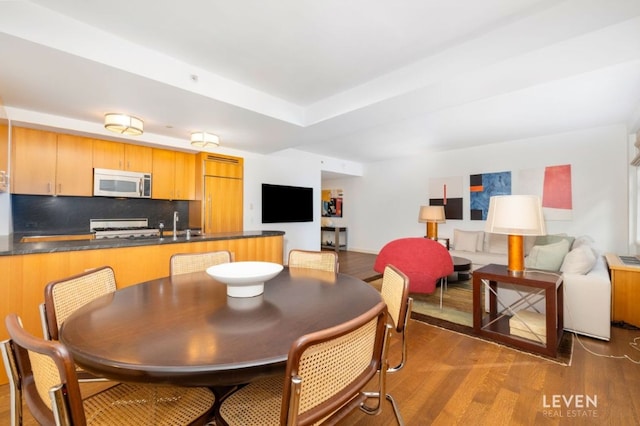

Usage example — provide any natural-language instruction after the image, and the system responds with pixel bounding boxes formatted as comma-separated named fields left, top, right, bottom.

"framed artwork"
left=469, top=171, right=511, bottom=220
left=520, top=164, right=573, bottom=220
left=428, top=176, right=463, bottom=220
left=322, top=189, right=343, bottom=217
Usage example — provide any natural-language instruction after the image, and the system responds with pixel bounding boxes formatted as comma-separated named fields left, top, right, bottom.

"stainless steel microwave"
left=93, top=168, right=152, bottom=198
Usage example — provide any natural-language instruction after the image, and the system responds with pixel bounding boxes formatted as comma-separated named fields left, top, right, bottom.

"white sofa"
left=448, top=229, right=611, bottom=341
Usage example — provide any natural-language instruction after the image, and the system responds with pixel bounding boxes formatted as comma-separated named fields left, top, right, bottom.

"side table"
left=605, top=253, right=640, bottom=327
left=320, top=226, right=348, bottom=252
left=472, top=264, right=564, bottom=358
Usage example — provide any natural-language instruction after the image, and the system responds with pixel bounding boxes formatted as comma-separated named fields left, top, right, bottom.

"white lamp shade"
left=418, top=205, right=446, bottom=223
left=484, top=195, right=546, bottom=236
left=104, top=113, right=143, bottom=136
left=191, top=132, right=220, bottom=148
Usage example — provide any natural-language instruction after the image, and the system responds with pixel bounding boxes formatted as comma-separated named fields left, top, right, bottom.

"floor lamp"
left=484, top=195, right=546, bottom=276
left=418, top=205, right=446, bottom=240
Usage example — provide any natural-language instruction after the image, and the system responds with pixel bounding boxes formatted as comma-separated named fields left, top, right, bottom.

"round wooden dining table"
left=59, top=267, right=383, bottom=387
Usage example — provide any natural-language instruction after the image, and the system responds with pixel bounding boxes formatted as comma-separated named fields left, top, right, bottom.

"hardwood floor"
left=3, top=251, right=640, bottom=425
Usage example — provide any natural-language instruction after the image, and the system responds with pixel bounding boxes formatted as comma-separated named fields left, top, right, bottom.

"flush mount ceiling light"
left=191, top=132, right=220, bottom=148
left=104, top=113, right=144, bottom=136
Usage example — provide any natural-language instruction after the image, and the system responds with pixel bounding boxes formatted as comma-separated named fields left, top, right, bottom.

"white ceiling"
left=1, top=0, right=640, bottom=163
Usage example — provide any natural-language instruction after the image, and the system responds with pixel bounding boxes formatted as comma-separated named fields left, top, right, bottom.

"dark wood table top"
left=60, top=267, right=383, bottom=387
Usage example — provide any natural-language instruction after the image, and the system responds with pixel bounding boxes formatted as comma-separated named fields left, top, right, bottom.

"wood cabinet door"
left=174, top=152, right=196, bottom=200
left=203, top=155, right=243, bottom=178
left=124, top=144, right=152, bottom=172
left=93, top=139, right=124, bottom=170
left=151, top=148, right=175, bottom=199
left=55, top=134, right=93, bottom=196
left=11, top=127, right=57, bottom=195
left=204, top=176, right=243, bottom=233
left=0, top=123, right=8, bottom=180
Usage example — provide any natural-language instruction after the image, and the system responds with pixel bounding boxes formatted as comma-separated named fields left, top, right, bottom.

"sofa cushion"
left=560, top=244, right=597, bottom=275
left=486, top=233, right=508, bottom=255
left=534, top=234, right=575, bottom=249
left=453, top=229, right=483, bottom=252
left=525, top=239, right=571, bottom=271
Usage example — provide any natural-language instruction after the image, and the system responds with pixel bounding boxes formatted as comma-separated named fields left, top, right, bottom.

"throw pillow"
left=454, top=229, right=479, bottom=252
left=487, top=233, right=508, bottom=255
left=534, top=234, right=575, bottom=249
left=560, top=244, right=597, bottom=274
left=525, top=239, right=571, bottom=272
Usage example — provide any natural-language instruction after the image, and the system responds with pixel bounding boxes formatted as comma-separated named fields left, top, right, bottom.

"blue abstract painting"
left=469, top=171, right=511, bottom=220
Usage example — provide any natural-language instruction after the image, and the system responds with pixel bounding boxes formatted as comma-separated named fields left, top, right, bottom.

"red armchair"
left=374, top=237, right=453, bottom=294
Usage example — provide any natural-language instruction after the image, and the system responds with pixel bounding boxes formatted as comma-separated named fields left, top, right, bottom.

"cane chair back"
left=362, top=265, right=411, bottom=425
left=43, top=266, right=117, bottom=341
left=1, top=338, right=22, bottom=426
left=4, top=313, right=216, bottom=426
left=218, top=301, right=389, bottom=425
left=288, top=249, right=338, bottom=273
left=380, top=264, right=412, bottom=372
left=170, top=250, right=233, bottom=276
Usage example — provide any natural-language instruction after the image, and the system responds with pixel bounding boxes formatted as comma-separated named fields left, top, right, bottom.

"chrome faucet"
left=172, top=211, right=179, bottom=240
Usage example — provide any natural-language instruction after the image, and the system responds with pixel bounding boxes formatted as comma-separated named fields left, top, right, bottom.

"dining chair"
left=3, top=313, right=216, bottom=426
left=287, top=249, right=339, bottom=273
left=217, top=301, right=390, bottom=425
left=362, top=264, right=411, bottom=425
left=42, top=266, right=118, bottom=342
left=170, top=250, right=233, bottom=276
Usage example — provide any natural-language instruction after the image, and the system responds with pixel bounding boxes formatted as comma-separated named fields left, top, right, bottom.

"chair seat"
left=218, top=375, right=282, bottom=426
left=84, top=383, right=215, bottom=425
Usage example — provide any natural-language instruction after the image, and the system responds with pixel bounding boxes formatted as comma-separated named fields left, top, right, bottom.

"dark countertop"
left=0, top=230, right=285, bottom=256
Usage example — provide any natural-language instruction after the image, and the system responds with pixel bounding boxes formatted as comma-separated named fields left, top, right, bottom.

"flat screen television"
left=262, top=183, right=313, bottom=223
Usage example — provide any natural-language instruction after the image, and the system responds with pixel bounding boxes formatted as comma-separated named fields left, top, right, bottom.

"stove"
left=90, top=218, right=160, bottom=239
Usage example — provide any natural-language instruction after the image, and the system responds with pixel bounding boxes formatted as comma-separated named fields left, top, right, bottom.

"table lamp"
left=484, top=195, right=546, bottom=276
left=418, top=205, right=446, bottom=240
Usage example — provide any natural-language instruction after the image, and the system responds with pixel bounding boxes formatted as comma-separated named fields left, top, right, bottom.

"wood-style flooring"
left=3, top=251, right=640, bottom=425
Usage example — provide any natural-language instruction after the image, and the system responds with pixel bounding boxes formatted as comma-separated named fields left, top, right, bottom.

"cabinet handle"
left=58, top=183, right=62, bottom=193
left=47, top=182, right=52, bottom=193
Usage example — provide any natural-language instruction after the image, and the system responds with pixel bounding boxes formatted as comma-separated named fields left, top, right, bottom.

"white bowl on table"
left=206, top=261, right=284, bottom=298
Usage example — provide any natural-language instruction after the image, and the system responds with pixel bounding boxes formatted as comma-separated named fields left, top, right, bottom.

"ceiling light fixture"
left=191, top=132, right=220, bottom=148
left=104, top=113, right=144, bottom=136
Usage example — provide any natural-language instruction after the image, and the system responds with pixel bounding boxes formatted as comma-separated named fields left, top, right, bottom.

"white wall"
left=243, top=152, right=322, bottom=262
left=323, top=125, right=630, bottom=255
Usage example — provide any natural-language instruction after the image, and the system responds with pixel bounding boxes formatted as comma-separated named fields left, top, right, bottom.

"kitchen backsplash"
left=12, top=195, right=190, bottom=235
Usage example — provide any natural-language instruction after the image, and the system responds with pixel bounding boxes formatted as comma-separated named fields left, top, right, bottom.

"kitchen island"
left=0, top=230, right=284, bottom=385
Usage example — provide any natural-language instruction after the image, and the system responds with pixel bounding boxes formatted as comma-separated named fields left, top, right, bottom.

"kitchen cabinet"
left=0, top=121, right=8, bottom=191
left=193, top=153, right=244, bottom=233
left=151, top=148, right=196, bottom=200
left=11, top=128, right=93, bottom=196
left=93, top=139, right=152, bottom=172
left=204, top=175, right=243, bottom=233
left=0, top=233, right=284, bottom=386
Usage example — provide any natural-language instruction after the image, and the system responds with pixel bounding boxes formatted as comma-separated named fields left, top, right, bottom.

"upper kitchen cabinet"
left=0, top=121, right=8, bottom=192
left=93, top=140, right=152, bottom=172
left=151, top=148, right=195, bottom=200
left=11, top=128, right=93, bottom=196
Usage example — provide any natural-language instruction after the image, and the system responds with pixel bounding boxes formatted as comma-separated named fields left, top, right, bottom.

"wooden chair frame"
left=217, top=301, right=389, bottom=425
left=5, top=313, right=216, bottom=426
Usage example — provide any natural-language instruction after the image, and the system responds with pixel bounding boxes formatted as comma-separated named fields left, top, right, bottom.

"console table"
left=321, top=226, right=347, bottom=252
left=472, top=264, right=564, bottom=358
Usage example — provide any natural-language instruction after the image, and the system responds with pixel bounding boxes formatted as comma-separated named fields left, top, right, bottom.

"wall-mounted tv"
left=262, top=183, right=313, bottom=223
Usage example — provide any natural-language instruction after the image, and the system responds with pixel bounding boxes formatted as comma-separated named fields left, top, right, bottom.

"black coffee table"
left=450, top=256, right=472, bottom=282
